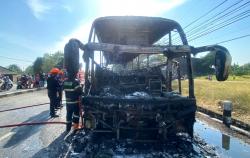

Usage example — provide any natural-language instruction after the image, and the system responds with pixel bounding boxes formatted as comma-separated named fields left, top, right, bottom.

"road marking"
left=0, top=132, right=14, bottom=142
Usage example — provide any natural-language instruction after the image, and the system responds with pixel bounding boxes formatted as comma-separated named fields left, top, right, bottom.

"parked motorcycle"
left=17, top=77, right=28, bottom=89
left=0, top=78, right=4, bottom=90
left=0, top=76, right=13, bottom=91
left=6, top=79, right=13, bottom=90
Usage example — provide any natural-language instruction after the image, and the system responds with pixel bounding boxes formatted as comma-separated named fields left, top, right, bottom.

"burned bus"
left=64, top=16, right=231, bottom=141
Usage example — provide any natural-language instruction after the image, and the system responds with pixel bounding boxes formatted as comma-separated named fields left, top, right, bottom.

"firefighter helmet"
left=50, top=68, right=60, bottom=74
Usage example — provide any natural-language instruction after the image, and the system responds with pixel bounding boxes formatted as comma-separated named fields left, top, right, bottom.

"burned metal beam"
left=83, top=96, right=195, bottom=105
left=85, top=42, right=191, bottom=56
left=177, top=63, right=182, bottom=94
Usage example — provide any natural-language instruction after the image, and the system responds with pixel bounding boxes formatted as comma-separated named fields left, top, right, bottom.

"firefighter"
left=47, top=68, right=60, bottom=117
left=63, top=73, right=82, bottom=132
left=56, top=70, right=64, bottom=109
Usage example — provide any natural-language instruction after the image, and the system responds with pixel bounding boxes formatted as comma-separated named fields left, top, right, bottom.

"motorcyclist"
left=27, top=74, right=33, bottom=89
left=0, top=76, right=5, bottom=90
left=34, top=74, right=40, bottom=88
left=0, top=75, right=3, bottom=89
left=20, top=75, right=28, bottom=88
left=3, top=76, right=8, bottom=89
left=1, top=76, right=13, bottom=90
left=39, top=72, right=45, bottom=87
left=7, top=76, right=13, bottom=90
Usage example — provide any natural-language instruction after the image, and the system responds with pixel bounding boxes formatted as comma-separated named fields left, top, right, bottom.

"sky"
left=0, top=0, right=249, bottom=70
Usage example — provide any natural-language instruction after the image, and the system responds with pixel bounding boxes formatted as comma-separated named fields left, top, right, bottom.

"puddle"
left=195, top=120, right=250, bottom=158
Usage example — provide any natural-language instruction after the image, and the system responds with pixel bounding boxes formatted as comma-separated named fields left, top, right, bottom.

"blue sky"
left=0, top=0, right=249, bottom=69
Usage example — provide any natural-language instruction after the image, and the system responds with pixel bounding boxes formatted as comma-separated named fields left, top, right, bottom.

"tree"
left=42, top=51, right=64, bottom=73
left=231, top=63, right=250, bottom=76
left=33, top=57, right=43, bottom=74
left=25, top=65, right=34, bottom=75
left=241, top=63, right=250, bottom=75
left=7, top=64, right=22, bottom=74
left=192, top=52, right=215, bottom=76
left=26, top=51, right=64, bottom=75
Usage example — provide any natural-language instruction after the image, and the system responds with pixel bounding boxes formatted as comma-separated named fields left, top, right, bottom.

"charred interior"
left=64, top=16, right=231, bottom=141
left=83, top=63, right=196, bottom=140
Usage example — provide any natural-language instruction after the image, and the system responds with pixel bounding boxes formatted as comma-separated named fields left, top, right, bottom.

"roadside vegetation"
left=180, top=76, right=250, bottom=123
left=6, top=51, right=63, bottom=75
left=197, top=77, right=249, bottom=122
left=187, top=52, right=250, bottom=123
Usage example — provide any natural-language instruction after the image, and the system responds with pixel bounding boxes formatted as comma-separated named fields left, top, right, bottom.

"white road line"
left=0, top=132, right=14, bottom=142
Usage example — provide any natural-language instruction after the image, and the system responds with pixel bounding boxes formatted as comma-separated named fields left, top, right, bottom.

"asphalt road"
left=0, top=90, right=67, bottom=158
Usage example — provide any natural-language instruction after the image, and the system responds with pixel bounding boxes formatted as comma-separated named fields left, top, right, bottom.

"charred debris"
left=63, top=130, right=219, bottom=158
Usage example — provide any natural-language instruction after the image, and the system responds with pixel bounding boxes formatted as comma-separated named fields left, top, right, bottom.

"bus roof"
left=91, top=16, right=183, bottom=64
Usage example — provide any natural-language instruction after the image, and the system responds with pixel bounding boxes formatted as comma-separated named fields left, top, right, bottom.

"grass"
left=196, top=75, right=250, bottom=81
left=176, top=75, right=250, bottom=123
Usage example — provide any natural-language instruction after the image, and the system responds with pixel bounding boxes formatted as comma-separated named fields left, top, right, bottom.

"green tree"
left=33, top=57, right=43, bottom=74
left=7, top=64, right=23, bottom=74
left=25, top=65, right=34, bottom=75
left=231, top=63, right=250, bottom=76
left=241, top=63, right=250, bottom=75
left=42, top=51, right=63, bottom=73
left=192, top=52, right=215, bottom=76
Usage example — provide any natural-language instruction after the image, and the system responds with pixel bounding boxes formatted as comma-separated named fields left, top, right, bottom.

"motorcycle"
left=0, top=78, right=4, bottom=90
left=0, top=77, right=13, bottom=91
left=6, top=79, right=13, bottom=90
left=17, top=79, right=28, bottom=89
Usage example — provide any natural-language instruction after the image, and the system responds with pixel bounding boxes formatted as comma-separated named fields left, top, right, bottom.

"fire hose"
left=0, top=102, right=50, bottom=113
left=0, top=121, right=66, bottom=128
left=0, top=102, right=68, bottom=128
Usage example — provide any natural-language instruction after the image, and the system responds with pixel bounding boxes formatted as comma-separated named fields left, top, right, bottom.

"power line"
left=185, top=0, right=249, bottom=38
left=215, top=34, right=250, bottom=44
left=188, top=9, right=250, bottom=39
left=171, top=0, right=229, bottom=41
left=172, top=0, right=249, bottom=43
left=185, top=0, right=245, bottom=35
left=174, top=9, right=250, bottom=43
left=0, top=55, right=33, bottom=63
left=188, top=11, right=250, bottom=42
left=183, top=0, right=229, bottom=29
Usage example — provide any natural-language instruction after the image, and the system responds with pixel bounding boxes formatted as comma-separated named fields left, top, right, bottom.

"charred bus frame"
left=64, top=16, right=231, bottom=141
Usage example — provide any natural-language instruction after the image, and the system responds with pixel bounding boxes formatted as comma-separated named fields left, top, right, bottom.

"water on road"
left=195, top=119, right=250, bottom=158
